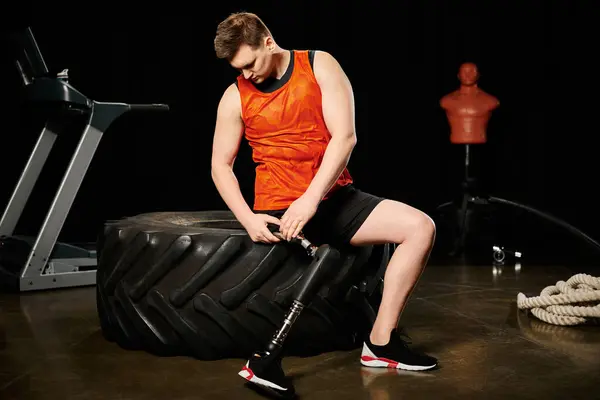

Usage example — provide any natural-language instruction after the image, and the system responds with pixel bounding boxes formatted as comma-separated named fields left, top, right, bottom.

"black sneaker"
left=238, top=349, right=295, bottom=396
left=360, top=328, right=437, bottom=371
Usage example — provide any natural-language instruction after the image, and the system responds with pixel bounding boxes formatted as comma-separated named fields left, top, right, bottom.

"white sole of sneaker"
left=238, top=362, right=289, bottom=392
left=360, top=343, right=436, bottom=371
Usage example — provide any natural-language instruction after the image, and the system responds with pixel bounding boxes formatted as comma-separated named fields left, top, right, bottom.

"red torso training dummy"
left=440, top=63, right=499, bottom=144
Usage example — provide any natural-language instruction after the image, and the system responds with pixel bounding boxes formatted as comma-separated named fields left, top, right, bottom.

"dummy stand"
left=436, top=144, right=600, bottom=258
left=0, top=27, right=169, bottom=292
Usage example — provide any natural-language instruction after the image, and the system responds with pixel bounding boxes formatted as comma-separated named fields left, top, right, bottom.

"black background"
left=0, top=2, right=597, bottom=265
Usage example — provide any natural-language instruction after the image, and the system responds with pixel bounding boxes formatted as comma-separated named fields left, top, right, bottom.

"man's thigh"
left=304, top=185, right=385, bottom=247
left=349, top=199, right=436, bottom=246
left=254, top=185, right=386, bottom=247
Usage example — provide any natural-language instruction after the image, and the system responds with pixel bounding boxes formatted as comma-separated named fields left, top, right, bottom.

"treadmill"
left=0, top=27, right=169, bottom=292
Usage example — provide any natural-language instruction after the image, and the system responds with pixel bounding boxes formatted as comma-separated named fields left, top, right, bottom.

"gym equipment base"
left=0, top=235, right=97, bottom=291
left=437, top=193, right=600, bottom=258
left=436, top=144, right=600, bottom=258
left=0, top=27, right=169, bottom=292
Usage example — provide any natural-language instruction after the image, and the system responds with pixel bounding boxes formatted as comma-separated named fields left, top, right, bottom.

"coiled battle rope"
left=517, top=274, right=600, bottom=326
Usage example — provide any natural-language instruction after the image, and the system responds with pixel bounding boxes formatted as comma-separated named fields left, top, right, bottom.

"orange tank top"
left=237, top=50, right=353, bottom=210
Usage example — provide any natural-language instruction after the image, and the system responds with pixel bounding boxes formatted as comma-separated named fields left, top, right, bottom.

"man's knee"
left=409, top=211, right=436, bottom=244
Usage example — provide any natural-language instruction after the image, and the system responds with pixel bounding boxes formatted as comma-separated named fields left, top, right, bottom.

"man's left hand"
left=280, top=194, right=320, bottom=241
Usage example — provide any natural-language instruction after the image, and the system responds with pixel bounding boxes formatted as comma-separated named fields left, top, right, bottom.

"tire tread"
left=96, top=211, right=381, bottom=359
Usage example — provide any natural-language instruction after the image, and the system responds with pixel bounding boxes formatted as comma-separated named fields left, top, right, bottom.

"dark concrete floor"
left=1, top=260, right=599, bottom=400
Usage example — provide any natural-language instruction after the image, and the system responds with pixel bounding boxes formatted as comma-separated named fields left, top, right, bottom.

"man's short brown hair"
left=214, top=12, right=272, bottom=60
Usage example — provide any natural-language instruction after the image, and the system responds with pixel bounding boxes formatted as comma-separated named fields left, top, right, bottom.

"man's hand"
left=241, top=213, right=282, bottom=244
left=280, top=194, right=320, bottom=241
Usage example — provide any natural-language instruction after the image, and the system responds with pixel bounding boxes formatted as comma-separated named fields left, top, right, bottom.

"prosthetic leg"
left=238, top=229, right=340, bottom=396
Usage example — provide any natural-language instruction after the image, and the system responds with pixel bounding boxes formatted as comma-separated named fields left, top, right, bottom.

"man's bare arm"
left=303, top=51, right=357, bottom=202
left=211, top=83, right=255, bottom=225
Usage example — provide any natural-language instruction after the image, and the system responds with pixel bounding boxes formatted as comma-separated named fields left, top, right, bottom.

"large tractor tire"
left=96, top=210, right=386, bottom=360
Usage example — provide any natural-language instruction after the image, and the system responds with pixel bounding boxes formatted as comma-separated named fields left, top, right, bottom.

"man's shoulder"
left=291, top=49, right=317, bottom=70
left=309, top=50, right=345, bottom=84
left=224, top=81, right=240, bottom=96
left=218, top=82, right=241, bottom=112
left=309, top=50, right=335, bottom=63
left=295, top=49, right=337, bottom=71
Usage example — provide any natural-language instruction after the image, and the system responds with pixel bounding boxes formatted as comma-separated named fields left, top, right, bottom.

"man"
left=211, top=11, right=438, bottom=393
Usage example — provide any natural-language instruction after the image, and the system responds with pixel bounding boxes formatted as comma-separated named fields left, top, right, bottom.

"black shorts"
left=255, top=184, right=385, bottom=248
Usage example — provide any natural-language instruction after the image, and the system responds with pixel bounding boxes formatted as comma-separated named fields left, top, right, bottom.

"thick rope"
left=517, top=273, right=600, bottom=326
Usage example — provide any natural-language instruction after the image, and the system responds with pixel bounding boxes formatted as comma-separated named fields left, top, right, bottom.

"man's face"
left=230, top=38, right=273, bottom=84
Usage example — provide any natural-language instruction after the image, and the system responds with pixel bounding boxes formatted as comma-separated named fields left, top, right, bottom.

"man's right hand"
left=241, top=213, right=282, bottom=244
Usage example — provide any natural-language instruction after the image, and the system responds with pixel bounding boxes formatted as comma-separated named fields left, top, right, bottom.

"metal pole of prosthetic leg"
left=265, top=230, right=340, bottom=353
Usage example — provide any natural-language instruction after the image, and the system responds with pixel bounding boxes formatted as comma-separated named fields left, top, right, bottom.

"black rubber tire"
left=96, top=210, right=384, bottom=360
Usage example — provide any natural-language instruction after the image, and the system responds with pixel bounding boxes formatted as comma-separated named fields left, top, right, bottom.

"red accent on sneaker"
left=241, top=365, right=255, bottom=380
left=361, top=355, right=399, bottom=368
